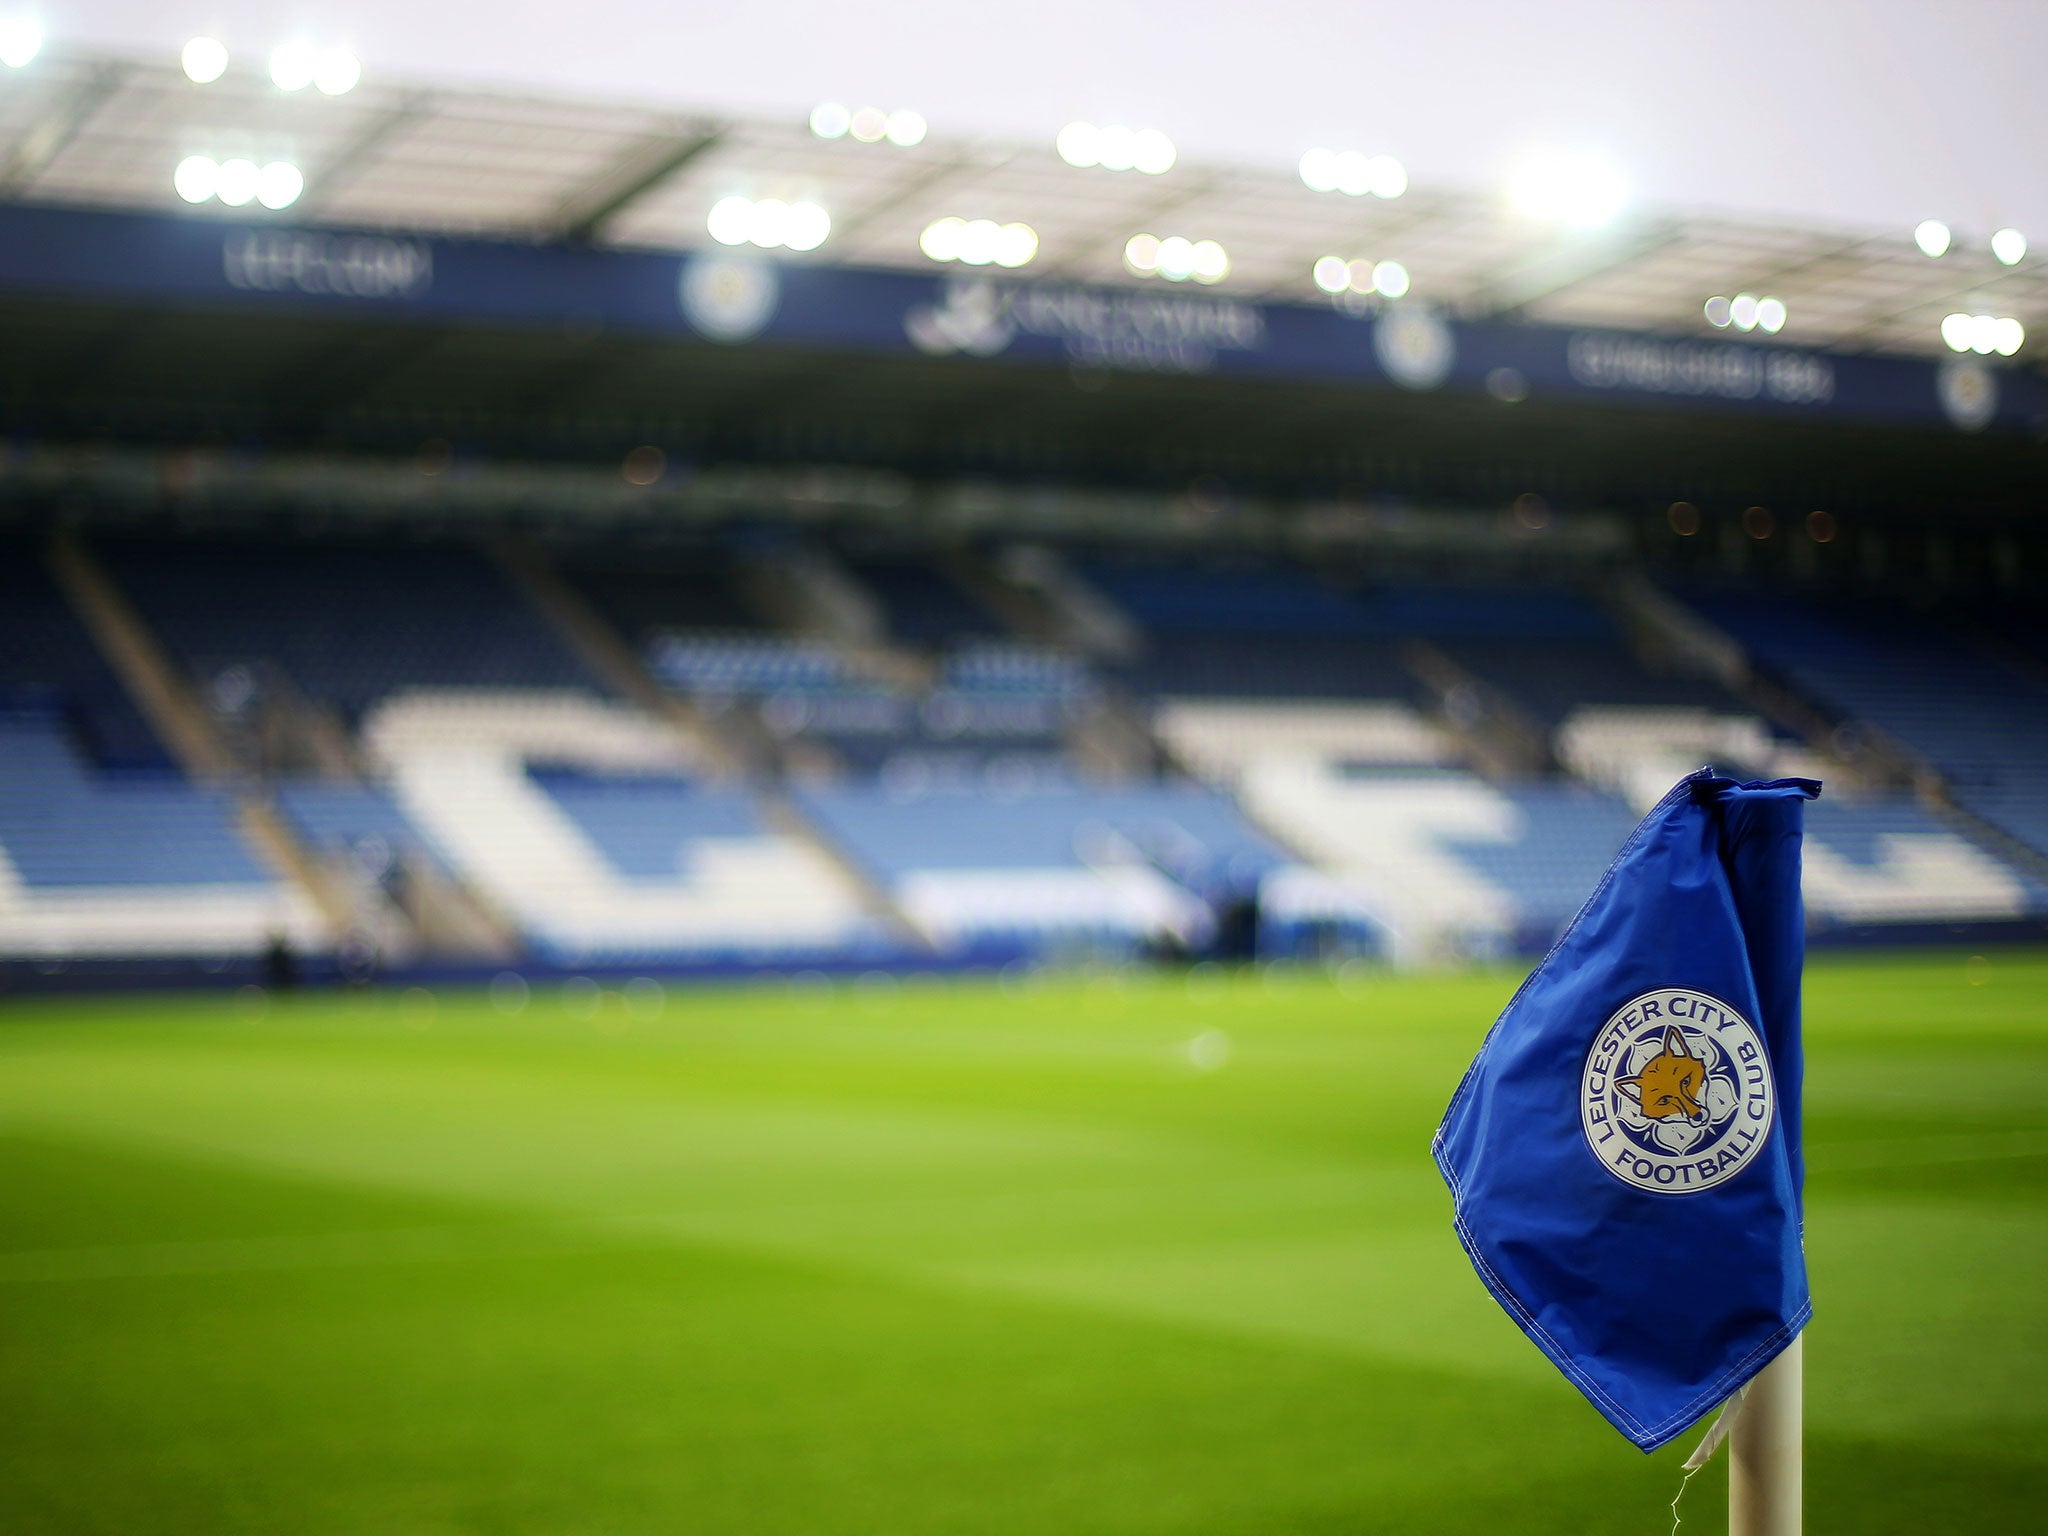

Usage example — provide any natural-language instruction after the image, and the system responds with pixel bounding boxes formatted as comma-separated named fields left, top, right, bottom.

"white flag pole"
left=1729, top=1333, right=1802, bottom=1536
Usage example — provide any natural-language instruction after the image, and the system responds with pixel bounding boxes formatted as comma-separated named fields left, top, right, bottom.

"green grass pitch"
left=1, top=951, right=2042, bottom=1534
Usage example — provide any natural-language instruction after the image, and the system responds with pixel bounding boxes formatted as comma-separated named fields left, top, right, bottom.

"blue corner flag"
left=1433, top=770, right=1819, bottom=1451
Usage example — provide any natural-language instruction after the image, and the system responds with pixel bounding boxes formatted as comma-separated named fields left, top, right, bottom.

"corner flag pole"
left=1729, top=1334, right=1801, bottom=1535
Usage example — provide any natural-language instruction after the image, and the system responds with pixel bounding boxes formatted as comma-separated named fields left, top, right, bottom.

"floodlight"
left=1366, top=155, right=1407, bottom=199
left=747, top=198, right=791, bottom=249
left=1097, top=125, right=1138, bottom=172
left=181, top=37, right=228, bottom=84
left=1993, top=317, right=2024, bottom=356
left=268, top=43, right=316, bottom=92
left=784, top=202, right=830, bottom=252
left=1312, top=256, right=1348, bottom=293
left=173, top=155, right=219, bottom=203
left=707, top=195, right=753, bottom=246
left=1512, top=151, right=1624, bottom=227
left=884, top=110, right=927, bottom=147
left=1939, top=312, right=1971, bottom=351
left=256, top=161, right=304, bottom=210
left=1156, top=236, right=1195, bottom=281
left=1372, top=259, right=1409, bottom=298
left=1190, top=240, right=1228, bottom=283
left=1756, top=297, right=1786, bottom=334
left=1132, top=128, right=1175, bottom=175
left=1124, top=233, right=1160, bottom=272
left=1704, top=296, right=1731, bottom=327
left=1056, top=122, right=1100, bottom=168
left=993, top=223, right=1038, bottom=268
left=1912, top=220, right=1950, bottom=257
left=810, top=102, right=851, bottom=140
left=1298, top=149, right=1338, bottom=193
left=1990, top=228, right=2026, bottom=266
left=314, top=48, right=360, bottom=96
left=215, top=158, right=260, bottom=207
left=921, top=217, right=964, bottom=262
left=0, top=18, right=41, bottom=68
left=957, top=219, right=1000, bottom=265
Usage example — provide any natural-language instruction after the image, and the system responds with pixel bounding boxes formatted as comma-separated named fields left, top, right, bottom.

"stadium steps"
left=488, top=552, right=931, bottom=945
left=47, top=531, right=241, bottom=784
left=1400, top=639, right=1553, bottom=780
left=1633, top=580, right=2048, bottom=887
left=986, top=545, right=1142, bottom=661
left=913, top=551, right=1154, bottom=776
left=1611, top=575, right=1903, bottom=791
left=490, top=536, right=740, bottom=775
left=48, top=531, right=359, bottom=944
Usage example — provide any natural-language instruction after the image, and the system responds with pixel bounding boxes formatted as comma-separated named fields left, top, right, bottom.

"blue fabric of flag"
left=1433, top=769, right=1819, bottom=1451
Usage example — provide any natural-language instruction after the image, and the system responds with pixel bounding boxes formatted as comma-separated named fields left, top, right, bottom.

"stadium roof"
left=4, top=46, right=2043, bottom=367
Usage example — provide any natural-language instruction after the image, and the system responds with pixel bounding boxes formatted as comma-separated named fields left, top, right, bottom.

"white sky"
left=49, top=0, right=2048, bottom=239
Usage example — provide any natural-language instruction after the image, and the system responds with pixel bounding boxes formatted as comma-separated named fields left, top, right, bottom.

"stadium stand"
left=8, top=518, right=2047, bottom=980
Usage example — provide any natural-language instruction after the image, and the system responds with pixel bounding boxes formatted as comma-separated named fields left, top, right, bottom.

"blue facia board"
left=0, top=201, right=2038, bottom=435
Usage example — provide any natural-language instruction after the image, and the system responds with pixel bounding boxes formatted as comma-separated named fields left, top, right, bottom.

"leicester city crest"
left=679, top=254, right=780, bottom=343
left=1372, top=302, right=1455, bottom=391
left=1580, top=989, right=1775, bottom=1194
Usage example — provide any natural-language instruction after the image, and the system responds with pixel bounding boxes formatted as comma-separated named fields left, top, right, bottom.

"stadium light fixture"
left=1313, top=255, right=1410, bottom=299
left=1706, top=293, right=1786, bottom=334
left=707, top=195, right=830, bottom=252
left=268, top=42, right=316, bottom=91
left=1942, top=311, right=2025, bottom=356
left=922, top=217, right=1037, bottom=268
left=815, top=103, right=924, bottom=147
left=0, top=17, right=41, bottom=68
left=1991, top=227, right=2027, bottom=266
left=1913, top=219, right=1951, bottom=258
left=1298, top=148, right=1405, bottom=199
left=1057, top=122, right=1174, bottom=174
left=1510, top=150, right=1624, bottom=228
left=1125, top=233, right=1225, bottom=283
left=313, top=48, right=360, bottom=96
left=181, top=36, right=229, bottom=83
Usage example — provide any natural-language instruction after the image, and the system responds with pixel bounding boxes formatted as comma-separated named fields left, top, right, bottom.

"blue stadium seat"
left=0, top=713, right=267, bottom=886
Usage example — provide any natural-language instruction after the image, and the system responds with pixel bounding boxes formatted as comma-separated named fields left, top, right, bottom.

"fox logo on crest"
left=1616, top=1027, right=1706, bottom=1121
left=1580, top=990, right=1776, bottom=1194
